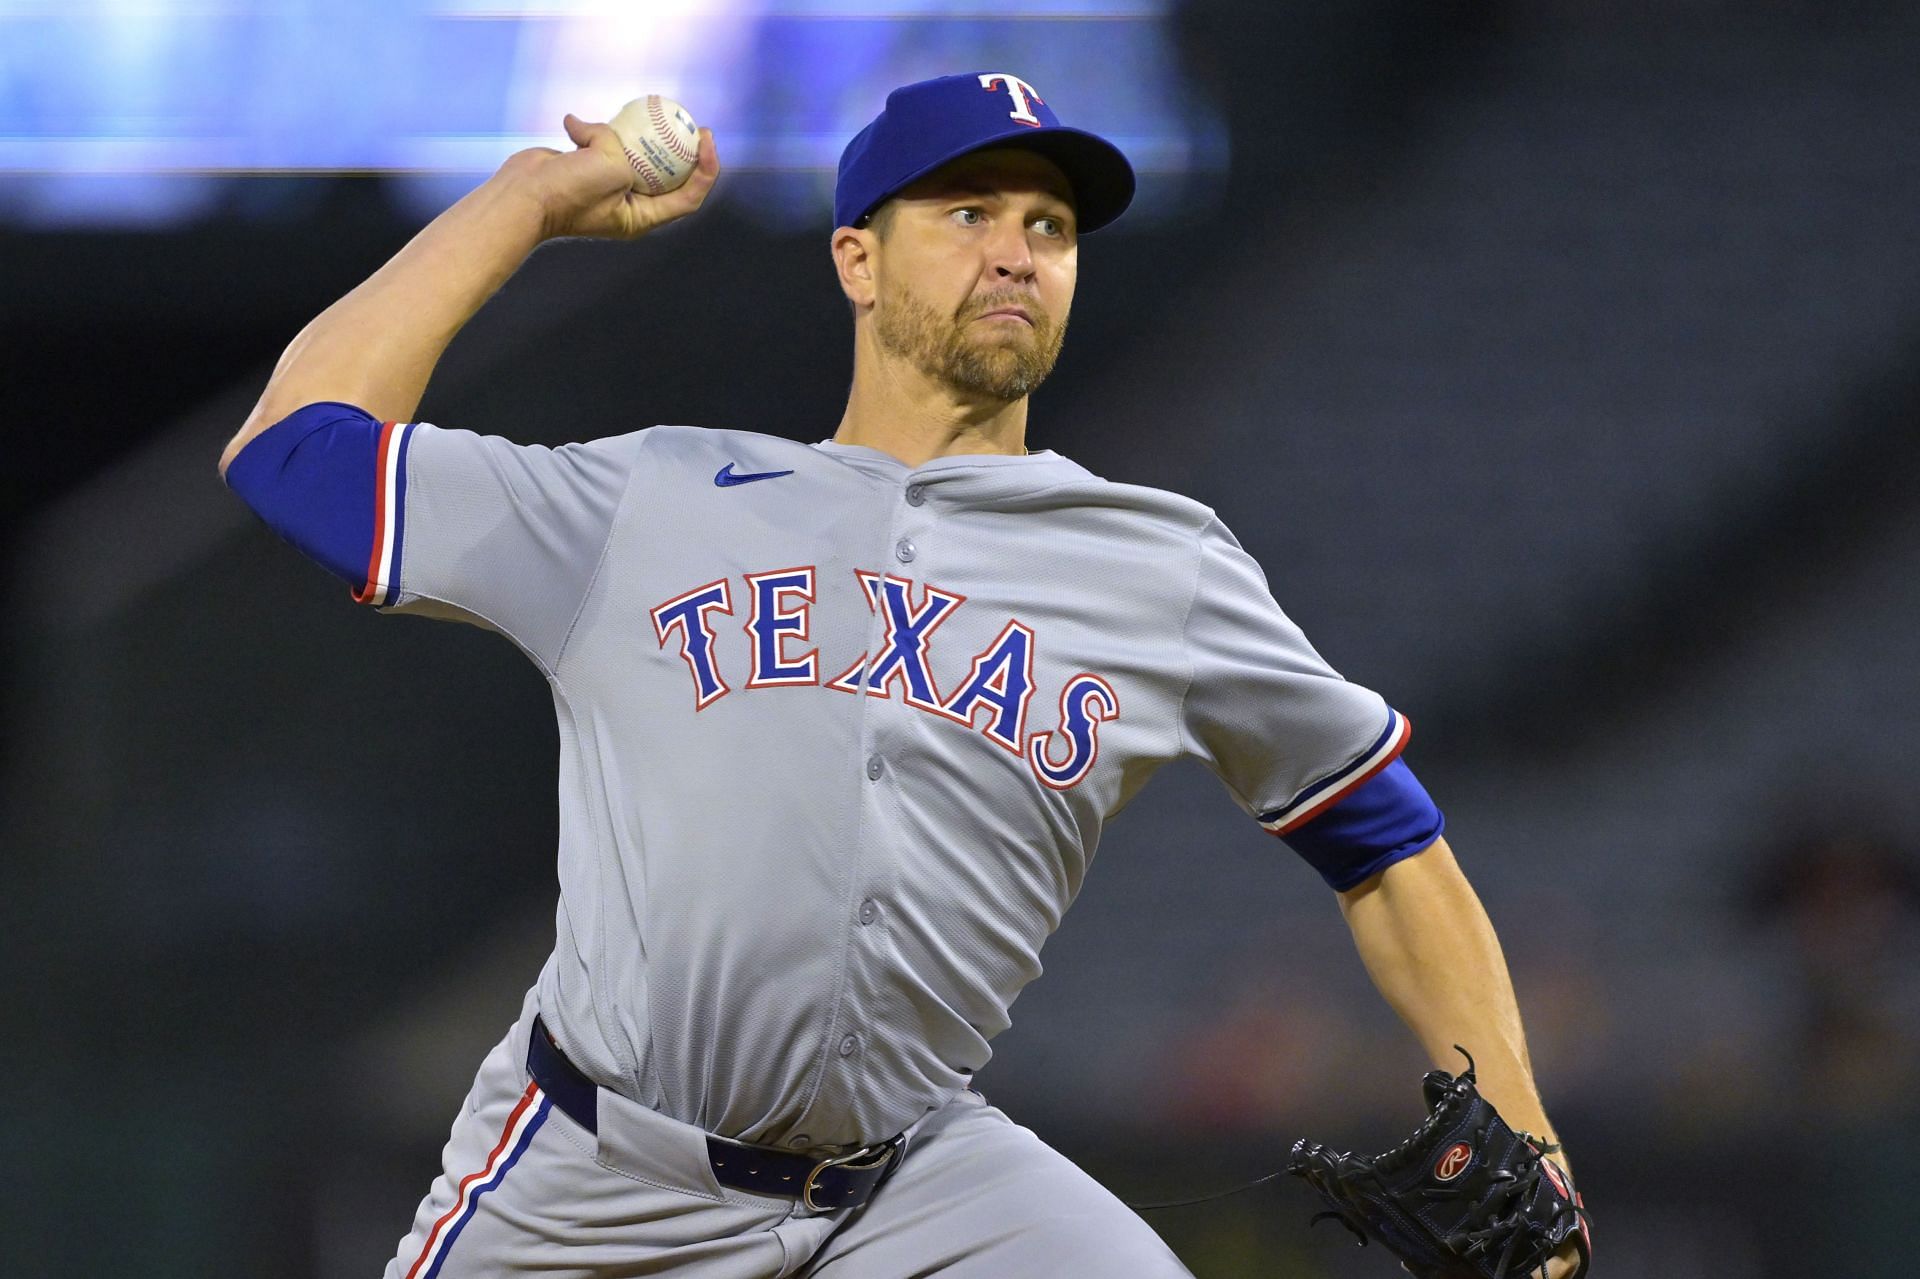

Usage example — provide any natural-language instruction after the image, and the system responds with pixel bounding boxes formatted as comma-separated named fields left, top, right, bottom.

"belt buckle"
left=800, top=1138, right=899, bottom=1212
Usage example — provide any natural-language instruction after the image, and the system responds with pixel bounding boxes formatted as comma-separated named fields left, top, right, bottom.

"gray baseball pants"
left=383, top=997, right=1193, bottom=1278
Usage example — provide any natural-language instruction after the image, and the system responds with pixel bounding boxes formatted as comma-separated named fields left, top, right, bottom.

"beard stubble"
left=873, top=277, right=1068, bottom=403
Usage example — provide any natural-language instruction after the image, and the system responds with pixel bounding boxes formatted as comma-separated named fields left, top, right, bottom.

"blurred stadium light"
left=0, top=0, right=1225, bottom=229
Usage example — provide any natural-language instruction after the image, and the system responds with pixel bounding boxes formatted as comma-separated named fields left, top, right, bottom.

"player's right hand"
left=497, top=114, right=720, bottom=243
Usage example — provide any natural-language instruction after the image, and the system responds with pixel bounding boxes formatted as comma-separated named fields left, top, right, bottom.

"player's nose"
left=984, top=218, right=1036, bottom=280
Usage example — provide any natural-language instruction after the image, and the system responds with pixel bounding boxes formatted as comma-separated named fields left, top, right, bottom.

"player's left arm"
left=1174, top=518, right=1582, bottom=1271
left=1338, top=836, right=1555, bottom=1142
left=1338, top=835, right=1584, bottom=1276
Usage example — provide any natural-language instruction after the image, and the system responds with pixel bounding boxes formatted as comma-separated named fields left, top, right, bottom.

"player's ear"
left=832, top=225, right=878, bottom=310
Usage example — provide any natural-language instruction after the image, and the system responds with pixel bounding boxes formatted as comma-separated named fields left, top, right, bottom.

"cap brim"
left=858, top=125, right=1137, bottom=235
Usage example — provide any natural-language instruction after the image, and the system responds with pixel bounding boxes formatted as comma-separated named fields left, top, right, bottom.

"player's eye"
left=1034, top=215, right=1065, bottom=238
left=951, top=207, right=983, bottom=227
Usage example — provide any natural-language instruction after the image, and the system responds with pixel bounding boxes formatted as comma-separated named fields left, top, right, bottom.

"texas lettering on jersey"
left=650, top=568, right=1118, bottom=790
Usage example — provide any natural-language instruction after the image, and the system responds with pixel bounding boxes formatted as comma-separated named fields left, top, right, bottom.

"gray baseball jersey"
left=226, top=403, right=1411, bottom=1154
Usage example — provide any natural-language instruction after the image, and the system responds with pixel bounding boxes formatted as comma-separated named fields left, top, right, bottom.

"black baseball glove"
left=1287, top=1049, right=1591, bottom=1279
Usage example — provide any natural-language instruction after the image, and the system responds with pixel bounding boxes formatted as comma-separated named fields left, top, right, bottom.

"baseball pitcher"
left=220, top=73, right=1588, bottom=1278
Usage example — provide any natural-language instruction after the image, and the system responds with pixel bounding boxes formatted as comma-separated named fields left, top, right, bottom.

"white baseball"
left=606, top=95, right=701, bottom=195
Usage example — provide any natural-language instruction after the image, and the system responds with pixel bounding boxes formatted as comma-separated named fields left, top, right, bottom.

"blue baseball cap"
left=835, top=72, right=1136, bottom=235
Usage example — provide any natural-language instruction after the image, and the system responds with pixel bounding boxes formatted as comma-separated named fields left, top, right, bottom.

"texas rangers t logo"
left=979, top=73, right=1044, bottom=127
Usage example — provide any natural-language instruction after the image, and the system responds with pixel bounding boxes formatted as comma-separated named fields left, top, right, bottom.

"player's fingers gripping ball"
left=607, top=95, right=701, bottom=195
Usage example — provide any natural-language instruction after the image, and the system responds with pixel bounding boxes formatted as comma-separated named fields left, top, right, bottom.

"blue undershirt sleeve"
left=224, top=400, right=651, bottom=670
left=223, top=401, right=395, bottom=595
left=1282, top=757, right=1446, bottom=891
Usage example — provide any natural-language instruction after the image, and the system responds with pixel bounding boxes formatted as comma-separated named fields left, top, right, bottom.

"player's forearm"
left=1338, top=837, right=1562, bottom=1149
left=219, top=173, right=546, bottom=474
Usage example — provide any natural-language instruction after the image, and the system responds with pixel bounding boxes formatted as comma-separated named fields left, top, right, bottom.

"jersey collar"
left=811, top=439, right=1080, bottom=474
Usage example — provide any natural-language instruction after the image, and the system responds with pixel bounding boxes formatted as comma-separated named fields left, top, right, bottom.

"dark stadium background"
left=4, top=3, right=1918, bottom=1275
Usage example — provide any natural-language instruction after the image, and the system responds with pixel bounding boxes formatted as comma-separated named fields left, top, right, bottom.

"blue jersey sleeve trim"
left=353, top=417, right=417, bottom=606
left=223, top=402, right=405, bottom=603
left=1258, top=707, right=1411, bottom=834
left=1280, top=757, right=1445, bottom=891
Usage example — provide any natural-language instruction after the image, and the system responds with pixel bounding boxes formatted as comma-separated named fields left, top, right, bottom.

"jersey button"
left=905, top=484, right=927, bottom=506
left=858, top=898, right=879, bottom=926
left=894, top=537, right=916, bottom=563
left=838, top=1033, right=861, bottom=1057
left=866, top=755, right=883, bottom=781
left=788, top=1135, right=812, bottom=1149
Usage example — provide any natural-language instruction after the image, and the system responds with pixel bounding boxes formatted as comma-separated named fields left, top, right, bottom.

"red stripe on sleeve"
left=351, top=420, right=398, bottom=604
left=1270, top=715, right=1412, bottom=836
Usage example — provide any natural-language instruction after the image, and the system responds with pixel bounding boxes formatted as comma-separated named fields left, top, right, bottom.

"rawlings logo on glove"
left=1287, top=1049, right=1591, bottom=1279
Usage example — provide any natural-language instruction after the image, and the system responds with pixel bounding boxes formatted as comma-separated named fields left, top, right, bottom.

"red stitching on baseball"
left=648, top=95, right=698, bottom=164
left=623, top=144, right=669, bottom=195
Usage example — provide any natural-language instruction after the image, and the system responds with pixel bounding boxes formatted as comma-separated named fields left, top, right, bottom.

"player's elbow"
left=221, top=398, right=296, bottom=480
left=220, top=408, right=277, bottom=482
left=217, top=432, right=248, bottom=481
left=222, top=400, right=390, bottom=588
left=220, top=397, right=356, bottom=480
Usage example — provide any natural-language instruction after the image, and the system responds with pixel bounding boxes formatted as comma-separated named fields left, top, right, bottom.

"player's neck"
left=834, top=351, right=1030, bottom=468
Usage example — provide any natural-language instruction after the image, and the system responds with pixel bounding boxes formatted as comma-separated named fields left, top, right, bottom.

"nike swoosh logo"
left=715, top=463, right=795, bottom=487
